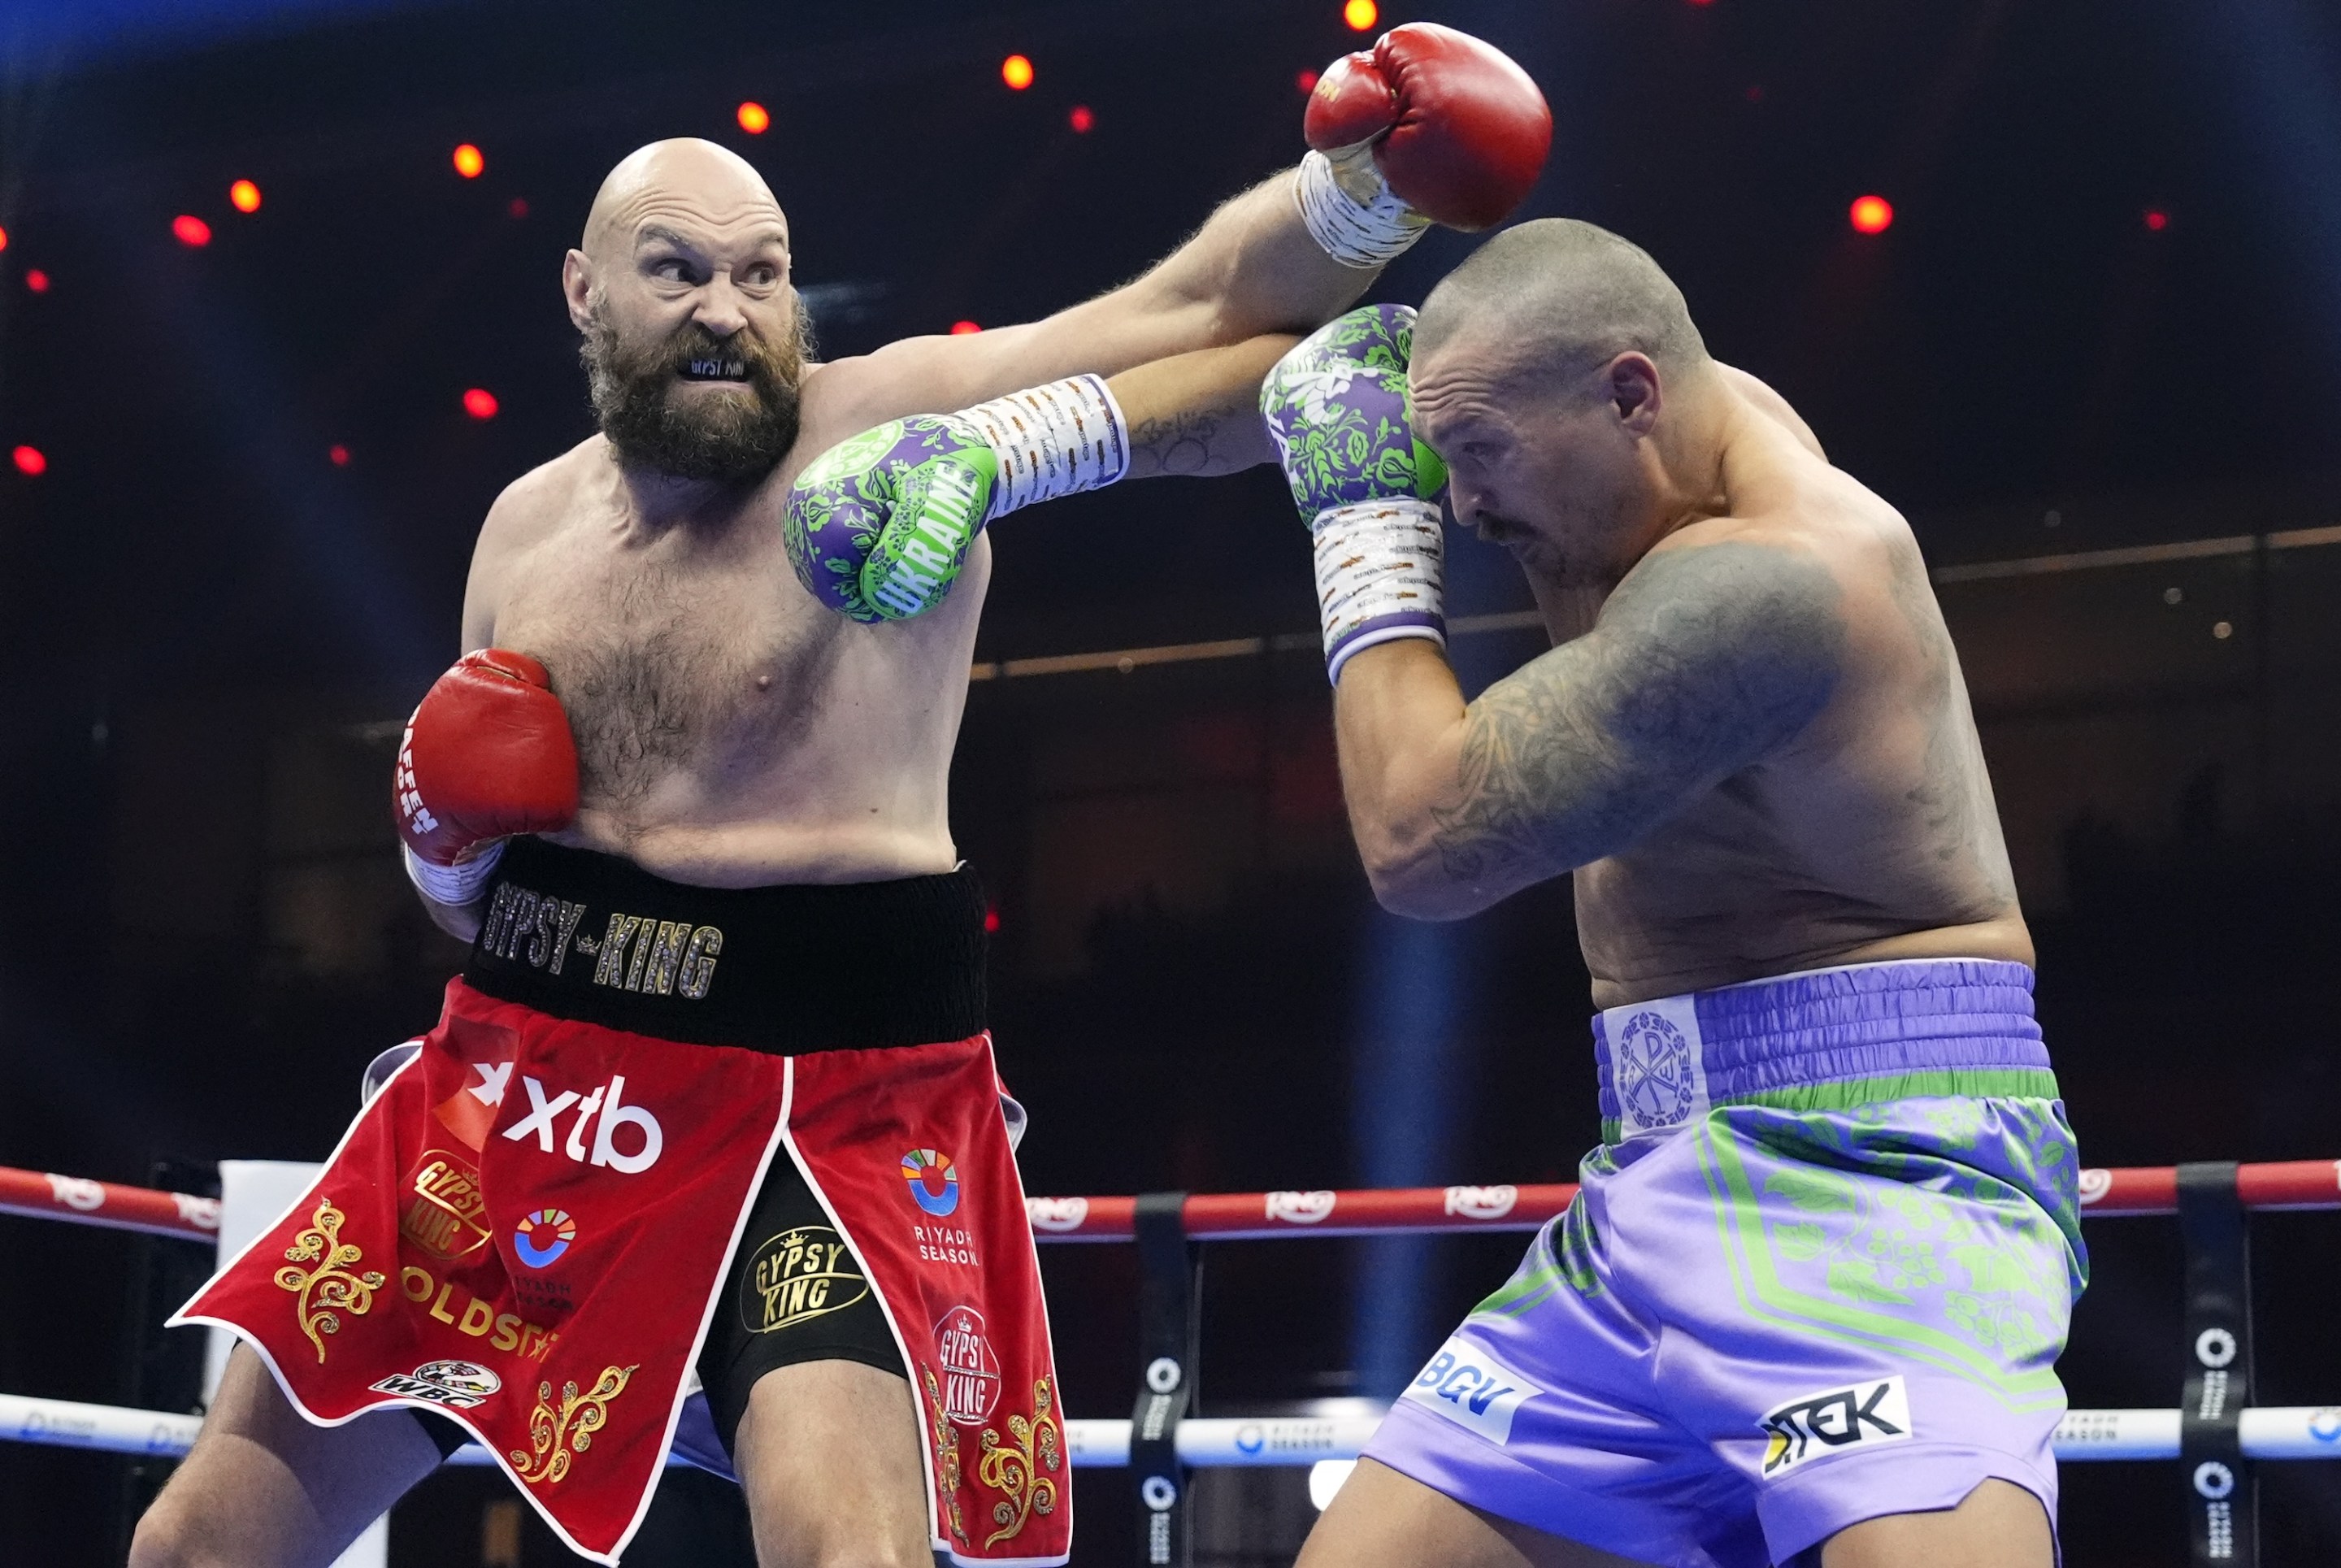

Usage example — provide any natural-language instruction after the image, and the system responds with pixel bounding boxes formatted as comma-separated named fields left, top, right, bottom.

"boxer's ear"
left=562, top=250, right=596, bottom=333
left=1606, top=352, right=1662, bottom=437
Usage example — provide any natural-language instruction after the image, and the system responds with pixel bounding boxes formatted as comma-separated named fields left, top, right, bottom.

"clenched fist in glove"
left=1260, top=304, right=1448, bottom=682
left=1296, top=24, right=1552, bottom=268
left=393, top=649, right=579, bottom=906
left=787, top=375, right=1128, bottom=621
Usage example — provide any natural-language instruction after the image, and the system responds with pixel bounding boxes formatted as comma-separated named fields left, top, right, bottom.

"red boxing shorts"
left=172, top=840, right=1068, bottom=1566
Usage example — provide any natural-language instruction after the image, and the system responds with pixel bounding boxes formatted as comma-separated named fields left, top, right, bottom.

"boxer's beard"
left=582, top=307, right=810, bottom=485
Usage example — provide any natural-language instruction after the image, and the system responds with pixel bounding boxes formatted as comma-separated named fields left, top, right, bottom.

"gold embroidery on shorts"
left=510, top=1364, right=637, bottom=1484
left=273, top=1198, right=386, bottom=1364
left=977, top=1375, right=1062, bottom=1547
left=923, top=1365, right=969, bottom=1542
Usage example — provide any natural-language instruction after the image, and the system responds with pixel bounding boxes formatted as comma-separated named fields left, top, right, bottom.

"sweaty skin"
left=456, top=139, right=1342, bottom=914
left=1336, top=344, right=2029, bottom=1009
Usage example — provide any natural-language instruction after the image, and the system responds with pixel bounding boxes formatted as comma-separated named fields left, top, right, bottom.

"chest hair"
left=545, top=557, right=845, bottom=817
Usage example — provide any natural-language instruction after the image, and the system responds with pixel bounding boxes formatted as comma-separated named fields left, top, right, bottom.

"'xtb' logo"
left=500, top=1074, right=664, bottom=1174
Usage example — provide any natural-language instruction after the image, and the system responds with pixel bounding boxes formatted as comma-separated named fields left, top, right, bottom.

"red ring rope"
left=6, top=1159, right=2336, bottom=1244
left=0, top=1166, right=220, bottom=1240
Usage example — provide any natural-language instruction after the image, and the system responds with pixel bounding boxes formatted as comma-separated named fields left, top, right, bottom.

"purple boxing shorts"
left=1364, top=959, right=2086, bottom=1568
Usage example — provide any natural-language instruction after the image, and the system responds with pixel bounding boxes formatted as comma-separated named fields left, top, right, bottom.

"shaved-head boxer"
left=135, top=27, right=1551, bottom=1568
left=1259, top=223, right=2081, bottom=1568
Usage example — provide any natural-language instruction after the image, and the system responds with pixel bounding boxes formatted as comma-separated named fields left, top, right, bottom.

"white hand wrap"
left=402, top=838, right=505, bottom=908
left=1313, top=498, right=1447, bottom=683
left=956, top=374, right=1131, bottom=522
left=1295, top=149, right=1431, bottom=269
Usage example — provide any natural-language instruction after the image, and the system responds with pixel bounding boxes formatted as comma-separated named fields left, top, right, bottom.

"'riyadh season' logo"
left=902, top=1149, right=960, bottom=1217
left=513, top=1209, right=575, bottom=1268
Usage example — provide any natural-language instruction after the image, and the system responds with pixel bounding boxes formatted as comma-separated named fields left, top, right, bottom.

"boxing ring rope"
left=5, top=1158, right=2339, bottom=1560
left=0, top=1165, right=223, bottom=1240
left=8, top=1158, right=2336, bottom=1243
left=7, top=1388, right=2340, bottom=1469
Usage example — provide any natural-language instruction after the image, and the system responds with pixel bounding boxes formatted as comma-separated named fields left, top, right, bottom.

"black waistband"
left=463, top=837, right=988, bottom=1052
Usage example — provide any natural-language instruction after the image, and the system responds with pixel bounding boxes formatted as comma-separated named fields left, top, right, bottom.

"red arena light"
left=462, top=388, right=499, bottom=419
left=1069, top=104, right=1094, bottom=133
left=2144, top=208, right=2170, bottom=232
left=1296, top=69, right=1320, bottom=94
left=949, top=320, right=982, bottom=335
left=736, top=102, right=770, bottom=134
left=172, top=215, right=213, bottom=247
left=983, top=906, right=1001, bottom=935
left=452, top=143, right=485, bottom=179
left=0, top=223, right=9, bottom=252
left=1848, top=194, right=1894, bottom=235
left=24, top=269, right=49, bottom=293
left=229, top=179, right=262, bottom=214
left=12, top=445, right=46, bottom=476
left=328, top=444, right=350, bottom=467
left=1001, top=54, right=1034, bottom=90
left=1343, top=0, right=1379, bottom=32
left=508, top=197, right=529, bottom=219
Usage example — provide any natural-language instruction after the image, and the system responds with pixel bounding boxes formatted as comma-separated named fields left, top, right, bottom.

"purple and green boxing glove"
left=1258, top=303, right=1449, bottom=683
left=785, top=376, right=1130, bottom=622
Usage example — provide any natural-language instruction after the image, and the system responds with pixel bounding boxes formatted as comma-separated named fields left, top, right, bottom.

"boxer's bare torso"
left=1349, top=367, right=2029, bottom=1010
left=465, top=372, right=988, bottom=890
left=410, top=134, right=1353, bottom=914
left=1558, top=388, right=2027, bottom=1006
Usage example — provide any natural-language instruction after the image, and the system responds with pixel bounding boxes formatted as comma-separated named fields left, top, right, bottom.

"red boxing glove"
left=1298, top=24, right=1552, bottom=265
left=393, top=649, right=579, bottom=879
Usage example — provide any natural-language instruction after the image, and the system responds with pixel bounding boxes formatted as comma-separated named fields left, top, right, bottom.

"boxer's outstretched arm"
left=1111, top=336, right=1296, bottom=480
left=1336, top=540, right=1846, bottom=919
left=815, top=175, right=1370, bottom=432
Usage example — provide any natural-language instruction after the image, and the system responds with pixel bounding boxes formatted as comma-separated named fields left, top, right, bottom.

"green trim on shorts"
left=1599, top=1067, right=2063, bottom=1145
left=1695, top=1102, right=2070, bottom=1412
left=1471, top=1189, right=1609, bottom=1318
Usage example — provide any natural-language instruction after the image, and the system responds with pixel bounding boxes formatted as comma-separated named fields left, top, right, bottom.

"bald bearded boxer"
left=136, top=27, right=1552, bottom=1568
left=1258, top=226, right=2082, bottom=1568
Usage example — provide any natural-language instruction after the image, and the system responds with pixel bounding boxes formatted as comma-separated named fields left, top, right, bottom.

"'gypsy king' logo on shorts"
left=399, top=1150, right=492, bottom=1261
left=1759, top=1377, right=1913, bottom=1475
left=513, top=1209, right=575, bottom=1268
left=475, top=880, right=727, bottom=1002
left=741, top=1226, right=870, bottom=1334
left=901, top=1149, right=960, bottom=1217
left=1614, top=1010, right=1698, bottom=1128
left=935, top=1304, right=1002, bottom=1427
left=370, top=1358, right=502, bottom=1409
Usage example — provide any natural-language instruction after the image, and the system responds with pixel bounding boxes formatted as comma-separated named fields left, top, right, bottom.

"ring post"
left=1131, top=1192, right=1197, bottom=1567
left=2175, top=1162, right=2256, bottom=1566
left=115, top=1158, right=218, bottom=1554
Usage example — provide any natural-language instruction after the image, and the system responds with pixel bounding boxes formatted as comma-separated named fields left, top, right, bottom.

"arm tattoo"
left=1127, top=409, right=1223, bottom=476
left=1431, top=541, right=1846, bottom=886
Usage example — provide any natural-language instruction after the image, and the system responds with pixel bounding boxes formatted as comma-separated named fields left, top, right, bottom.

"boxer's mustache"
left=1473, top=512, right=1534, bottom=544
left=654, top=324, right=801, bottom=392
left=582, top=311, right=810, bottom=484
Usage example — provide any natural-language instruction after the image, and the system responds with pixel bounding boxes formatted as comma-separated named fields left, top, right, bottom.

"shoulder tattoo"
left=1431, top=541, right=1847, bottom=886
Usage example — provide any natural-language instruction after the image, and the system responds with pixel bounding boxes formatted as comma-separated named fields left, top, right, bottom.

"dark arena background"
left=3, top=0, right=2340, bottom=1564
